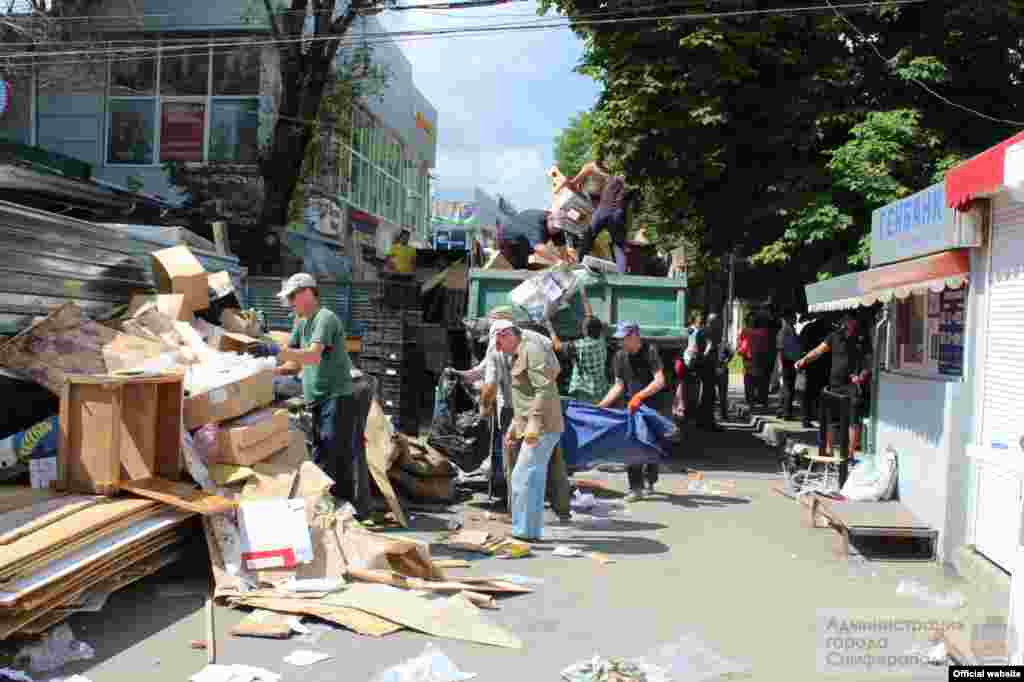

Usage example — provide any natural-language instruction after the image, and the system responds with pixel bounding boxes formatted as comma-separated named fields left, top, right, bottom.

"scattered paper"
left=371, top=644, right=476, bottom=682
left=191, top=664, right=281, bottom=682
left=283, top=650, right=332, bottom=667
left=491, top=574, right=544, bottom=586
left=588, top=552, right=615, bottom=565
left=552, top=545, right=584, bottom=558
left=283, top=578, right=345, bottom=594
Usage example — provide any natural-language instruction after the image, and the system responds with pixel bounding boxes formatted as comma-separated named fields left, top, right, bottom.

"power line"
left=823, top=0, right=1024, bottom=127
left=0, top=0, right=927, bottom=64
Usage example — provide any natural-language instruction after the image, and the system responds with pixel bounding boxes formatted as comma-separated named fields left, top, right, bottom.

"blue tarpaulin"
left=559, top=400, right=675, bottom=470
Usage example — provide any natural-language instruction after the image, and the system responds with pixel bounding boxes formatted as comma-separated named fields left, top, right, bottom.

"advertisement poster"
left=938, top=288, right=966, bottom=376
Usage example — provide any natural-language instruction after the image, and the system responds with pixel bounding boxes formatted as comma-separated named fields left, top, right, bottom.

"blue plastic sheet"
left=559, top=400, right=675, bottom=470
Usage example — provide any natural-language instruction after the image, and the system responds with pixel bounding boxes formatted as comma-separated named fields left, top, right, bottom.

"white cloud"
left=379, top=1, right=600, bottom=210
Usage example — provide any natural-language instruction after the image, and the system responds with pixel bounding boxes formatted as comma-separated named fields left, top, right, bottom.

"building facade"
left=0, top=4, right=437, bottom=276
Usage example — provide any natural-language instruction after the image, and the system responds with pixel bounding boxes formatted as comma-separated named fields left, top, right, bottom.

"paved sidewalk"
left=33, top=423, right=997, bottom=682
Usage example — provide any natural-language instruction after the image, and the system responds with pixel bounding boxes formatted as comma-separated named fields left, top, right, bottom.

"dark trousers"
left=578, top=207, right=625, bottom=260
left=803, top=374, right=825, bottom=424
left=627, top=463, right=659, bottom=491
left=717, top=370, right=730, bottom=419
left=755, top=352, right=774, bottom=403
left=780, top=359, right=797, bottom=417
left=312, top=394, right=370, bottom=517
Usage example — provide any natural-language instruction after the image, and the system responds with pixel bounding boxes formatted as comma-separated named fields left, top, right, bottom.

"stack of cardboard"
left=0, top=489, right=196, bottom=638
left=196, top=425, right=530, bottom=648
left=388, top=436, right=458, bottom=503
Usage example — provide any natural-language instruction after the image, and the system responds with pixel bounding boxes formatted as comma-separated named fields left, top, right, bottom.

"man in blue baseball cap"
left=598, top=321, right=668, bottom=501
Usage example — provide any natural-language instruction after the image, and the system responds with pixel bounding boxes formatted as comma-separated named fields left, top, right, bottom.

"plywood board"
left=0, top=510, right=191, bottom=607
left=364, top=401, right=408, bottom=528
left=120, top=478, right=237, bottom=515
left=819, top=499, right=931, bottom=530
left=0, top=495, right=100, bottom=545
left=0, top=499, right=159, bottom=579
left=0, top=489, right=65, bottom=515
left=324, top=584, right=522, bottom=648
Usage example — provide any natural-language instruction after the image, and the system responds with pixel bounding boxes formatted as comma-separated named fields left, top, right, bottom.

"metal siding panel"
left=982, top=194, right=1024, bottom=448
left=0, top=202, right=156, bottom=334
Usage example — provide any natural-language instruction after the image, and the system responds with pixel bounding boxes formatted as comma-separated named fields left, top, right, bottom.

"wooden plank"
left=0, top=495, right=100, bottom=545
left=155, top=381, right=184, bottom=479
left=64, top=382, right=122, bottom=495
left=121, top=382, right=158, bottom=480
left=819, top=499, right=931, bottom=530
left=0, top=510, right=192, bottom=610
left=0, top=533, right=185, bottom=638
left=0, top=488, right=65, bottom=515
left=0, top=499, right=159, bottom=579
left=120, top=478, right=237, bottom=515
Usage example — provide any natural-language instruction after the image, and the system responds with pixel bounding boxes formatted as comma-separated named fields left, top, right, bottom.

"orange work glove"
left=628, top=395, right=643, bottom=414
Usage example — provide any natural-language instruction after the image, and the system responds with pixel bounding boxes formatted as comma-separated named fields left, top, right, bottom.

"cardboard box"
left=216, top=331, right=259, bottom=355
left=212, top=408, right=290, bottom=466
left=152, top=246, right=209, bottom=313
left=127, top=294, right=191, bottom=323
left=208, top=271, right=235, bottom=301
left=221, top=309, right=264, bottom=337
left=185, top=369, right=274, bottom=430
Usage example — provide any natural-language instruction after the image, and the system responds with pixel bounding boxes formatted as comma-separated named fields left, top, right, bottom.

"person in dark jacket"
left=797, top=316, right=831, bottom=429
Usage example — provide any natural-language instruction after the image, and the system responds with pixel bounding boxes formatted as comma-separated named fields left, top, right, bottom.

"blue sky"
left=379, top=2, right=601, bottom=212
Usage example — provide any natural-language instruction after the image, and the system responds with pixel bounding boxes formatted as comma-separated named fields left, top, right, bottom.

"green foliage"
left=553, top=110, right=595, bottom=179
left=542, top=0, right=1024, bottom=291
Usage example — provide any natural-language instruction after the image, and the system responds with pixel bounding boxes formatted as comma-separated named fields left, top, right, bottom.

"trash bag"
left=428, top=374, right=489, bottom=473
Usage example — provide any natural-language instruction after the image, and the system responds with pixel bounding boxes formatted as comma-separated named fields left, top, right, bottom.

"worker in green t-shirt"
left=257, top=273, right=366, bottom=517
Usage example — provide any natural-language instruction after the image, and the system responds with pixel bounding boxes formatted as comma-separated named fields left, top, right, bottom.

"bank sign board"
left=870, top=183, right=979, bottom=267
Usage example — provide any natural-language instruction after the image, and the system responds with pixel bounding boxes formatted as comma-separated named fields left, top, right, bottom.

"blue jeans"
left=510, top=432, right=561, bottom=540
left=311, top=394, right=370, bottom=517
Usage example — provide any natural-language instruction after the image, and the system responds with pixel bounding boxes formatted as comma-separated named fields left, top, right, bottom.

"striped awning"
left=806, top=249, right=970, bottom=313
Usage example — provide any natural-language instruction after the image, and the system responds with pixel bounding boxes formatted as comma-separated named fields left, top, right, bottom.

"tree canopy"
left=553, top=110, right=595, bottom=179
left=542, top=0, right=1024, bottom=288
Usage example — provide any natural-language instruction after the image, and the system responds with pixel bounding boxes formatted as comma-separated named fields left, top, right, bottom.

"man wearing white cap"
left=257, top=273, right=367, bottom=517
left=453, top=315, right=572, bottom=524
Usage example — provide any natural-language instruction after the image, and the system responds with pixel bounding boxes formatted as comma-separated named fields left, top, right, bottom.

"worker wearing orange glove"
left=598, top=321, right=668, bottom=502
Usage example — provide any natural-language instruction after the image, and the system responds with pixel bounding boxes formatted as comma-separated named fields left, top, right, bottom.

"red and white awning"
left=946, top=130, right=1024, bottom=210
left=805, top=249, right=970, bottom=313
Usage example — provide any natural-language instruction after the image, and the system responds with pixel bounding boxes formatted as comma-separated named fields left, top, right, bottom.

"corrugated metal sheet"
left=247, top=277, right=353, bottom=333
left=0, top=200, right=154, bottom=335
left=0, top=200, right=247, bottom=335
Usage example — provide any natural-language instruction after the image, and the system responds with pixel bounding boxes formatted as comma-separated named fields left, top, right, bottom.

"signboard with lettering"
left=938, top=287, right=965, bottom=377
left=870, top=183, right=980, bottom=267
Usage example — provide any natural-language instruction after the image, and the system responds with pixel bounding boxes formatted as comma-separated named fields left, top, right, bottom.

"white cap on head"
left=277, top=273, right=317, bottom=301
left=489, top=319, right=516, bottom=339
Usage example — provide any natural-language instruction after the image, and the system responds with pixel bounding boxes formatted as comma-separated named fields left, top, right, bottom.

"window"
left=888, top=286, right=967, bottom=379
left=108, top=100, right=156, bottom=164
left=160, top=101, right=205, bottom=161
left=106, top=44, right=260, bottom=166
left=210, top=100, right=259, bottom=163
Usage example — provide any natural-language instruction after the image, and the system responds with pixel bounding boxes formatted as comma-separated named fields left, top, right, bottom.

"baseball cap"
left=613, top=321, right=641, bottom=338
left=489, top=319, right=516, bottom=338
left=277, top=273, right=317, bottom=301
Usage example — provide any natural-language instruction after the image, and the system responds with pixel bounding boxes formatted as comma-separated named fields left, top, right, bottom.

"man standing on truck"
left=598, top=321, right=668, bottom=501
left=255, top=273, right=368, bottom=518
left=558, top=156, right=628, bottom=273
left=497, top=210, right=570, bottom=269
left=384, top=229, right=416, bottom=278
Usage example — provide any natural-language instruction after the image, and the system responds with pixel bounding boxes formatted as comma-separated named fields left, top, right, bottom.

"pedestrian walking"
left=702, top=313, right=725, bottom=431
left=494, top=322, right=565, bottom=541
left=598, top=321, right=668, bottom=501
left=682, top=312, right=707, bottom=427
left=776, top=310, right=801, bottom=420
